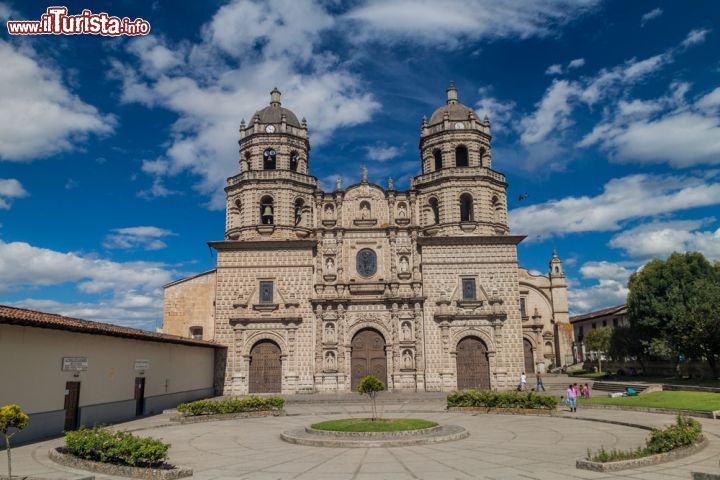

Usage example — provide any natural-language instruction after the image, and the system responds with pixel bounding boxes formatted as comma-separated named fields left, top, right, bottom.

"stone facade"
left=162, top=84, right=571, bottom=394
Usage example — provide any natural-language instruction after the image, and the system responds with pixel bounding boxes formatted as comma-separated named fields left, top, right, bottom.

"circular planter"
left=576, top=436, right=709, bottom=472
left=49, top=448, right=192, bottom=479
left=281, top=423, right=469, bottom=448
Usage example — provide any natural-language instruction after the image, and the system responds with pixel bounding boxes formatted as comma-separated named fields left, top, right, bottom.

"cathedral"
left=162, top=84, right=572, bottom=395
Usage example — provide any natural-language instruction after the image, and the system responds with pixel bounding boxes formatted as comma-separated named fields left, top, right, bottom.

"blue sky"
left=1, top=0, right=719, bottom=330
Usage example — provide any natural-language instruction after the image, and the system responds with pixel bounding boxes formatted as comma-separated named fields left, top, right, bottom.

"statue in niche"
left=360, top=202, right=370, bottom=219
left=325, top=351, right=336, bottom=370
left=325, top=323, right=336, bottom=342
left=401, top=322, right=412, bottom=341
left=324, top=204, right=335, bottom=219
left=397, top=203, right=407, bottom=218
left=326, top=257, right=335, bottom=274
left=402, top=350, right=414, bottom=369
left=399, top=256, right=409, bottom=273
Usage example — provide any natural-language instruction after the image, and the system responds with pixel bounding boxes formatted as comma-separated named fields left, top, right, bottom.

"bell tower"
left=224, top=88, right=318, bottom=241
left=414, top=83, right=508, bottom=236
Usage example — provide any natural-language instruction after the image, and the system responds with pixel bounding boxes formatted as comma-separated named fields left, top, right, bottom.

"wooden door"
left=249, top=340, right=282, bottom=393
left=64, top=381, right=81, bottom=431
left=456, top=337, right=490, bottom=390
left=523, top=339, right=535, bottom=374
left=351, top=329, right=387, bottom=389
left=134, top=377, right=146, bottom=416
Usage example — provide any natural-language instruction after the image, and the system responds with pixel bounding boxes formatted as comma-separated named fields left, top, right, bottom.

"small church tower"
left=548, top=249, right=572, bottom=366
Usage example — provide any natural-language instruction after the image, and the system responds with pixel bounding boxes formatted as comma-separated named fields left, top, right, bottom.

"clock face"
left=454, top=122, right=465, bottom=129
left=265, top=124, right=276, bottom=133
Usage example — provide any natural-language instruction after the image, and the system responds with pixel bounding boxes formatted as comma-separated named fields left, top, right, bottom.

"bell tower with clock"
left=224, top=87, right=317, bottom=241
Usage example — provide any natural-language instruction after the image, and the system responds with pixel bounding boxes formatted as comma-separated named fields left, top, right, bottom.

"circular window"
left=356, top=248, right=377, bottom=277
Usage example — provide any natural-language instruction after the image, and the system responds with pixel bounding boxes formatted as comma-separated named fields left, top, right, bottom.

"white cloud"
left=475, top=87, right=516, bottom=133
left=114, top=0, right=380, bottom=209
left=640, top=8, right=663, bottom=27
left=545, top=63, right=563, bottom=75
left=343, top=0, right=600, bottom=47
left=366, top=144, right=402, bottom=162
left=568, top=261, right=634, bottom=313
left=510, top=172, right=720, bottom=239
left=0, top=178, right=28, bottom=209
left=567, top=58, right=585, bottom=69
left=0, top=240, right=173, bottom=293
left=681, top=28, right=711, bottom=48
left=0, top=41, right=114, bottom=161
left=104, top=226, right=176, bottom=251
left=519, top=30, right=704, bottom=148
left=579, top=84, right=720, bottom=167
left=609, top=219, right=720, bottom=261
left=520, top=79, right=580, bottom=144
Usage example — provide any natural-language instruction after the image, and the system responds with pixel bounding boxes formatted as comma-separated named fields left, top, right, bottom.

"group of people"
left=563, top=382, right=591, bottom=412
left=517, top=372, right=592, bottom=413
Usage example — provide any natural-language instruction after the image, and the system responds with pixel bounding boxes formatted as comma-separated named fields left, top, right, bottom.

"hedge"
left=64, top=426, right=169, bottom=468
left=176, top=396, right=284, bottom=417
left=447, top=390, right=559, bottom=410
left=587, top=415, right=703, bottom=462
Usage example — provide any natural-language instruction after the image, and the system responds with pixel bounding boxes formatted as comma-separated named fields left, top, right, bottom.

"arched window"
left=293, top=198, right=304, bottom=226
left=428, top=197, right=440, bottom=225
left=263, top=148, right=277, bottom=170
left=460, top=193, right=474, bottom=222
left=455, top=145, right=469, bottom=167
left=260, top=195, right=274, bottom=224
left=433, top=149, right=442, bottom=171
left=290, top=151, right=299, bottom=172
left=479, top=147, right=486, bottom=166
left=491, top=195, right=501, bottom=223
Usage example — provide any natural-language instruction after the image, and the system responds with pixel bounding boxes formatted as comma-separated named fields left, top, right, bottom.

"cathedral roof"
left=251, top=87, right=302, bottom=128
left=428, top=82, right=476, bottom=125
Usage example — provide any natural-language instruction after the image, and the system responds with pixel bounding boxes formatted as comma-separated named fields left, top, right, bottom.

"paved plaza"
left=8, top=396, right=720, bottom=480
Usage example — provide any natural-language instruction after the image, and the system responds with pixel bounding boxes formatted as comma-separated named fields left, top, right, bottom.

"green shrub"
left=176, top=396, right=284, bottom=417
left=356, top=375, right=385, bottom=421
left=65, top=426, right=169, bottom=468
left=645, top=415, right=702, bottom=454
left=587, top=415, right=703, bottom=462
left=447, top=390, right=559, bottom=410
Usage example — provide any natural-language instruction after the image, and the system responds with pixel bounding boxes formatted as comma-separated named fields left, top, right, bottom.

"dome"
left=251, top=87, right=302, bottom=128
left=428, top=82, right=475, bottom=125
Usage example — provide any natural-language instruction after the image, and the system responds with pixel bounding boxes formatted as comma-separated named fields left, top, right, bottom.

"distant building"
left=570, top=304, right=628, bottom=362
left=163, top=85, right=573, bottom=395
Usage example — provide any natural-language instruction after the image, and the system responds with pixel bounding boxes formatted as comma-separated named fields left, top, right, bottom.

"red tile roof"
left=570, top=304, right=627, bottom=323
left=0, top=304, right=224, bottom=348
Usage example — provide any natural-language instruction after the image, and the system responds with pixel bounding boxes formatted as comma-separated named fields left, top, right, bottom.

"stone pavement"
left=6, top=396, right=720, bottom=480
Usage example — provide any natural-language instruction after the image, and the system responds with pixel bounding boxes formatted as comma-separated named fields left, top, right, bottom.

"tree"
left=584, top=327, right=613, bottom=373
left=628, top=252, right=720, bottom=378
left=0, top=404, right=29, bottom=479
left=356, top=375, right=385, bottom=421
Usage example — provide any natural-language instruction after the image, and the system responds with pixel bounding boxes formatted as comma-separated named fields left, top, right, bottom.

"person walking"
left=520, top=372, right=527, bottom=391
left=565, top=384, right=577, bottom=412
left=535, top=371, right=546, bottom=392
left=583, top=383, right=591, bottom=399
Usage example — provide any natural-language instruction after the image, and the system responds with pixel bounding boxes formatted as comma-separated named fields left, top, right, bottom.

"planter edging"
left=447, top=406, right=554, bottom=415
left=48, top=448, right=193, bottom=479
left=576, top=436, right=708, bottom=472
left=169, top=409, right=285, bottom=424
left=578, top=403, right=714, bottom=419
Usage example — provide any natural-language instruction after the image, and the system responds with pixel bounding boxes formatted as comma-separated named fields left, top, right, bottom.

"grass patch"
left=579, top=391, right=720, bottom=412
left=311, top=418, right=437, bottom=432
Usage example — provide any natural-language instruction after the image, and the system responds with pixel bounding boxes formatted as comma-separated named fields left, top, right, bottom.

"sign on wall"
left=62, top=357, right=88, bottom=371
left=134, top=359, right=150, bottom=371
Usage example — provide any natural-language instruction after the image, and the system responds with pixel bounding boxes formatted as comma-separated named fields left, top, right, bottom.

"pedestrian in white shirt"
left=519, top=372, right=527, bottom=391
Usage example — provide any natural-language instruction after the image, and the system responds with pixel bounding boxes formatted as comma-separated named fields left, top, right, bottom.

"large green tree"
left=627, top=252, right=720, bottom=377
